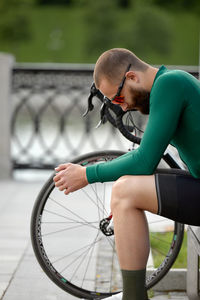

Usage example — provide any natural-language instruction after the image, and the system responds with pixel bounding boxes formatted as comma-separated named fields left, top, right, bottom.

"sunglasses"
left=111, top=64, right=131, bottom=104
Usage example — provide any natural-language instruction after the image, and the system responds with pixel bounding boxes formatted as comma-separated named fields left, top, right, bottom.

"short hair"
left=94, top=48, right=149, bottom=88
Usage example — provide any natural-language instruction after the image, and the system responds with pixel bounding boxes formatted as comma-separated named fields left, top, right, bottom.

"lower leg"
left=111, top=175, right=158, bottom=300
left=113, top=206, right=149, bottom=300
left=113, top=207, right=150, bottom=270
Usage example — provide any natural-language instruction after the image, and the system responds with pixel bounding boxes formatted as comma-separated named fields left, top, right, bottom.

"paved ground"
left=0, top=178, right=189, bottom=300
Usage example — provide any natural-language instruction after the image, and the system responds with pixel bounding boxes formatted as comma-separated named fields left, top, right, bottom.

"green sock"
left=121, top=269, right=148, bottom=300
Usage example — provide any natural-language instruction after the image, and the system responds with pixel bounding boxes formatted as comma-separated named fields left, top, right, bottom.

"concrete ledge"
left=147, top=269, right=198, bottom=292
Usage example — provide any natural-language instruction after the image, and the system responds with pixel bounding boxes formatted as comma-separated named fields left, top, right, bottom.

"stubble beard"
left=128, top=86, right=150, bottom=115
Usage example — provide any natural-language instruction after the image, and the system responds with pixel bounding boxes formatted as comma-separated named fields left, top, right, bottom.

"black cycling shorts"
left=155, top=169, right=200, bottom=226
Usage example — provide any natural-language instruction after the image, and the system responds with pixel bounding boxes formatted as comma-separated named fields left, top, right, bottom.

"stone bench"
left=187, top=226, right=200, bottom=300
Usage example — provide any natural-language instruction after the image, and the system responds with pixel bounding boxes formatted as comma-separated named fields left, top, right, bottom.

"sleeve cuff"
left=86, top=165, right=100, bottom=183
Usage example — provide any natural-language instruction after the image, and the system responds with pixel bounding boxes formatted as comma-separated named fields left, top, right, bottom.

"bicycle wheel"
left=31, top=150, right=184, bottom=299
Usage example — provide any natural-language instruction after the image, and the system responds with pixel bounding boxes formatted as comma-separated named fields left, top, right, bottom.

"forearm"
left=86, top=148, right=154, bottom=183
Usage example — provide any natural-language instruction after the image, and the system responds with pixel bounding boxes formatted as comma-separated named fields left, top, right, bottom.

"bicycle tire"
left=31, top=150, right=184, bottom=299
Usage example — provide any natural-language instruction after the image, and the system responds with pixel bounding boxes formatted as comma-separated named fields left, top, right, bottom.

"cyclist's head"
left=94, top=48, right=151, bottom=113
left=94, top=48, right=149, bottom=89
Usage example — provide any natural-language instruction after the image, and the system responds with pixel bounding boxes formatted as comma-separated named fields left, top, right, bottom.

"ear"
left=126, top=71, right=139, bottom=83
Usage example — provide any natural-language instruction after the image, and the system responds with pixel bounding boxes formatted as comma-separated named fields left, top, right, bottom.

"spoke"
left=71, top=232, right=100, bottom=285
left=44, top=209, right=78, bottom=222
left=90, top=184, right=109, bottom=217
left=44, top=209, right=99, bottom=230
left=52, top=236, right=102, bottom=265
left=49, top=197, right=98, bottom=230
left=42, top=221, right=99, bottom=224
left=42, top=221, right=75, bottom=224
left=105, top=235, right=115, bottom=250
left=59, top=236, right=103, bottom=274
left=42, top=223, right=93, bottom=237
left=69, top=247, right=92, bottom=283
left=81, top=188, right=107, bottom=219
left=94, top=183, right=100, bottom=221
left=81, top=232, right=100, bottom=288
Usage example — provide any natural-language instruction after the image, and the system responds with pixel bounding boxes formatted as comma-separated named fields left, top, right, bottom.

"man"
left=53, top=48, right=200, bottom=300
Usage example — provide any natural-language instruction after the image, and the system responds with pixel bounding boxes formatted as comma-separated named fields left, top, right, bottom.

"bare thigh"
left=111, top=175, right=158, bottom=214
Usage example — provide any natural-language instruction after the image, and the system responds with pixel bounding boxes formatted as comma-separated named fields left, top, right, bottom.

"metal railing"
left=11, top=63, right=129, bottom=169
left=11, top=63, right=199, bottom=170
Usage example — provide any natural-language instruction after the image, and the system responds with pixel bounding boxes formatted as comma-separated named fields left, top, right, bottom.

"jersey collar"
left=152, top=65, right=168, bottom=88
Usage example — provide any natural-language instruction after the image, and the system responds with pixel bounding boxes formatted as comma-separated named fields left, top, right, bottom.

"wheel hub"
left=99, top=216, right=114, bottom=236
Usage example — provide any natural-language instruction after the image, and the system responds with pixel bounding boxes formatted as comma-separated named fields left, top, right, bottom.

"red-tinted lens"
left=112, top=96, right=125, bottom=104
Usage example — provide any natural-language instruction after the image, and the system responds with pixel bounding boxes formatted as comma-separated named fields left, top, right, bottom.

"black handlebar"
left=83, top=83, right=142, bottom=144
left=116, top=113, right=141, bottom=144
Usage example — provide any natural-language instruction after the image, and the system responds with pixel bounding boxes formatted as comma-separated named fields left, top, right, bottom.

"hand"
left=53, top=163, right=88, bottom=195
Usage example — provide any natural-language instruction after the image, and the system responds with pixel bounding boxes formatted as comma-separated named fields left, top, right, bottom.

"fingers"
left=59, top=185, right=66, bottom=191
left=54, top=178, right=66, bottom=190
left=53, top=172, right=62, bottom=183
left=53, top=163, right=85, bottom=196
left=54, top=176, right=72, bottom=195
left=64, top=187, right=71, bottom=195
left=53, top=169, right=68, bottom=192
left=53, top=168, right=65, bottom=182
left=53, top=164, right=70, bottom=183
left=55, top=163, right=70, bottom=172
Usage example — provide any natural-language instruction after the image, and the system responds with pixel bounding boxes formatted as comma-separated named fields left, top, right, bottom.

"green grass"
left=0, top=4, right=199, bottom=64
left=148, top=231, right=187, bottom=298
left=150, top=231, right=187, bottom=269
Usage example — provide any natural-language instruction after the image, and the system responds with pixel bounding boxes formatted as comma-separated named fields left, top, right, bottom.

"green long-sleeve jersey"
left=86, top=66, right=200, bottom=183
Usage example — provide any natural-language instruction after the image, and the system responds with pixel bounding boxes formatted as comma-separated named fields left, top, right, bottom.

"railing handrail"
left=13, top=63, right=95, bottom=72
left=13, top=62, right=199, bottom=74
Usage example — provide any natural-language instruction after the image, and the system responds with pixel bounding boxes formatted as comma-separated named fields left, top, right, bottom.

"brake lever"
left=95, top=102, right=107, bottom=128
left=82, top=93, right=94, bottom=117
left=83, top=83, right=100, bottom=117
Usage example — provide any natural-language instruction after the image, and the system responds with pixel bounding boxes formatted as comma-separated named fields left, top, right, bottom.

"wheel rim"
left=32, top=152, right=183, bottom=298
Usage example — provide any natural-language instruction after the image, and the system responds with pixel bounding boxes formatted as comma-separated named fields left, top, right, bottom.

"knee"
left=111, top=176, right=138, bottom=212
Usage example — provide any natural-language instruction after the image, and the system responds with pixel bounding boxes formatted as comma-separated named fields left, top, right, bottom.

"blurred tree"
left=125, top=6, right=172, bottom=57
left=36, top=0, right=72, bottom=5
left=0, top=0, right=32, bottom=43
left=152, top=0, right=200, bottom=13
left=84, top=0, right=118, bottom=58
left=117, top=0, right=131, bottom=9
